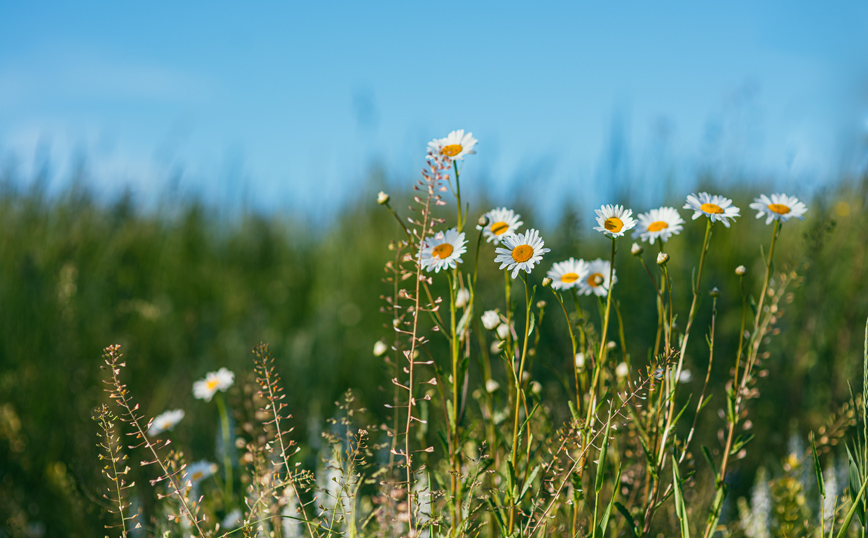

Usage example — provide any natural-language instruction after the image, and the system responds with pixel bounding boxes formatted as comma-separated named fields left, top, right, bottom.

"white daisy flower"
left=749, top=193, right=808, bottom=224
left=148, top=409, right=185, bottom=436
left=678, top=369, right=692, bottom=383
left=684, top=192, right=740, bottom=228
left=193, top=367, right=235, bottom=402
left=478, top=207, right=523, bottom=243
left=577, top=258, right=616, bottom=297
left=419, top=228, right=467, bottom=273
left=633, top=207, right=685, bottom=243
left=594, top=204, right=637, bottom=238
left=427, top=129, right=477, bottom=162
left=547, top=258, right=590, bottom=291
left=183, top=460, right=217, bottom=486
left=494, top=229, right=550, bottom=279
left=481, top=310, right=501, bottom=331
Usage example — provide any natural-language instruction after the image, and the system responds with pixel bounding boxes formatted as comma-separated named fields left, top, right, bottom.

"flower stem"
left=215, top=392, right=233, bottom=508
left=508, top=273, right=533, bottom=535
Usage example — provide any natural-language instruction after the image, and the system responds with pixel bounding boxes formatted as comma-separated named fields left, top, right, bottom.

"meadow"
left=1, top=135, right=867, bottom=537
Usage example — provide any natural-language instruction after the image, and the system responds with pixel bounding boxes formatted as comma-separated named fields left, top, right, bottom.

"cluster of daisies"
left=417, top=182, right=805, bottom=299
left=145, top=367, right=236, bottom=487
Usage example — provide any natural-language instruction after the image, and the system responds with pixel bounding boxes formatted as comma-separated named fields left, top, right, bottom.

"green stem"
left=552, top=290, right=580, bottom=411
left=508, top=273, right=533, bottom=535
left=215, top=392, right=233, bottom=508
left=585, top=237, right=617, bottom=426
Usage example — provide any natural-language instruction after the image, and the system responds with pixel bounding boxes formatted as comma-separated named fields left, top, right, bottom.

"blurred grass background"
left=0, top=162, right=866, bottom=536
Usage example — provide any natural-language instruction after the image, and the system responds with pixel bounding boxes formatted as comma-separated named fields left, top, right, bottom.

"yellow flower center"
left=700, top=203, right=723, bottom=214
left=587, top=273, right=604, bottom=287
left=511, top=245, right=533, bottom=263
left=604, top=217, right=624, bottom=233
left=560, top=272, right=579, bottom=284
left=432, top=243, right=454, bottom=259
left=490, top=221, right=510, bottom=235
left=647, top=220, right=669, bottom=232
left=206, top=379, right=219, bottom=391
left=192, top=471, right=204, bottom=481
left=768, top=203, right=791, bottom=215
left=440, top=144, right=463, bottom=157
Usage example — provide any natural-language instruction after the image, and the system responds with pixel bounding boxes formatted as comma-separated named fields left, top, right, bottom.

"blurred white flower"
left=455, top=288, right=470, bottom=308
left=373, top=340, right=388, bottom=357
left=749, top=193, right=807, bottom=224
left=193, top=367, right=235, bottom=402
left=184, top=460, right=217, bottom=485
left=615, top=362, right=629, bottom=378
left=148, top=409, right=185, bottom=436
left=575, top=353, right=585, bottom=368
left=481, top=310, right=501, bottom=331
left=485, top=379, right=500, bottom=393
left=428, top=129, right=477, bottom=162
left=221, top=509, right=243, bottom=530
left=530, top=381, right=542, bottom=395
left=496, top=323, right=511, bottom=340
left=678, top=369, right=692, bottom=383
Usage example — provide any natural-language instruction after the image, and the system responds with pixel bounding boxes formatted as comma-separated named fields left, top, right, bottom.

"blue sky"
left=1, top=2, right=867, bottom=216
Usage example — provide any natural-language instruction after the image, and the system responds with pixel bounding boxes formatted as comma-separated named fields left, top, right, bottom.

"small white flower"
left=481, top=310, right=501, bottom=331
left=575, top=353, right=585, bottom=368
left=193, top=367, right=235, bottom=402
left=530, top=380, right=542, bottom=395
left=221, top=509, right=243, bottom=530
left=485, top=379, right=500, bottom=393
left=496, top=323, right=511, bottom=340
left=428, top=129, right=477, bottom=162
left=478, top=207, right=523, bottom=243
left=633, top=207, right=684, bottom=243
left=521, top=371, right=531, bottom=383
left=684, top=192, right=740, bottom=228
left=749, top=193, right=807, bottom=224
left=377, top=191, right=390, bottom=205
left=678, top=369, right=692, bottom=383
left=735, top=265, right=747, bottom=276
left=657, top=252, right=670, bottom=265
left=419, top=228, right=467, bottom=273
left=184, top=460, right=217, bottom=485
left=594, top=204, right=637, bottom=238
left=547, top=258, right=590, bottom=291
left=577, top=258, right=616, bottom=297
left=148, top=409, right=185, bottom=436
left=455, top=288, right=470, bottom=308
left=373, top=340, right=388, bottom=357
left=490, top=340, right=502, bottom=354
left=494, top=229, right=551, bottom=279
left=615, top=362, right=629, bottom=378
left=631, top=242, right=643, bottom=256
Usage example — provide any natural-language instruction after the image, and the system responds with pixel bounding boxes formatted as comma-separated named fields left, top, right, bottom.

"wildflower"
left=373, top=340, right=388, bottom=357
left=542, top=277, right=553, bottom=287
left=615, top=362, right=629, bottom=378
left=575, top=353, right=585, bottom=368
left=419, top=228, right=467, bottom=273
left=547, top=258, right=589, bottom=291
left=749, top=193, right=807, bottom=224
left=577, top=258, right=616, bottom=297
left=478, top=214, right=490, bottom=227
left=678, top=370, right=692, bottom=383
left=631, top=242, right=643, bottom=256
left=377, top=191, right=390, bottom=205
left=184, top=460, right=217, bottom=485
left=455, top=288, right=470, bottom=308
left=485, top=379, right=500, bottom=393
left=478, top=207, right=523, bottom=243
left=193, top=367, right=235, bottom=402
left=496, top=323, right=511, bottom=340
left=494, top=229, right=550, bottom=279
left=633, top=207, right=684, bottom=243
left=148, top=409, right=185, bottom=436
left=481, top=310, right=501, bottom=331
left=428, top=129, right=477, bottom=162
left=521, top=371, right=531, bottom=383
left=530, top=380, right=542, bottom=395
left=656, top=252, right=670, bottom=266
left=594, top=204, right=637, bottom=238
left=684, top=192, right=740, bottom=227
left=735, top=265, right=747, bottom=276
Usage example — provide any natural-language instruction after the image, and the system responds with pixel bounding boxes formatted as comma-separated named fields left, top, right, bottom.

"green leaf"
left=518, top=465, right=541, bottom=503
left=528, top=311, right=536, bottom=338
left=599, top=465, right=622, bottom=535
left=701, top=446, right=718, bottom=479
left=849, top=457, right=865, bottom=526
left=672, top=455, right=690, bottom=538
left=812, top=433, right=825, bottom=498
left=614, top=502, right=639, bottom=538
left=837, top=472, right=868, bottom=538
left=568, top=400, right=581, bottom=423
left=595, top=410, right=613, bottom=494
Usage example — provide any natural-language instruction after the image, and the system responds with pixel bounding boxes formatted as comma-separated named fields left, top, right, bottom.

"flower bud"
left=631, top=242, right=643, bottom=256
left=575, top=353, right=585, bottom=368
left=656, top=252, right=670, bottom=266
left=496, top=323, right=511, bottom=340
left=485, top=379, right=500, bottom=393
left=735, top=265, right=746, bottom=276
left=615, top=362, right=629, bottom=378
left=478, top=215, right=490, bottom=227
left=709, top=287, right=721, bottom=298
left=542, top=277, right=553, bottom=288
left=481, top=310, right=500, bottom=331
left=536, top=300, right=546, bottom=309
left=377, top=191, right=390, bottom=205
left=373, top=340, right=388, bottom=356
left=455, top=288, right=470, bottom=308
left=530, top=380, right=542, bottom=395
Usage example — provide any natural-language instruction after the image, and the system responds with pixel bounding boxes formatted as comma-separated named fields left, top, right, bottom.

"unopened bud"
left=455, top=288, right=470, bottom=308
left=542, top=277, right=553, bottom=288
left=377, top=191, right=390, bottom=205
left=631, top=242, right=643, bottom=256
left=709, top=287, right=721, bottom=299
left=373, top=340, right=388, bottom=357
left=478, top=215, right=490, bottom=227
left=656, top=252, right=670, bottom=266
left=735, top=265, right=746, bottom=276
left=536, top=300, right=546, bottom=309
left=530, top=380, right=542, bottom=395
